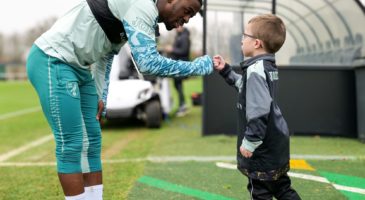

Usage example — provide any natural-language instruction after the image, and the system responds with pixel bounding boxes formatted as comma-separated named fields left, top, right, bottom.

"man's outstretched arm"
left=122, top=20, right=213, bottom=77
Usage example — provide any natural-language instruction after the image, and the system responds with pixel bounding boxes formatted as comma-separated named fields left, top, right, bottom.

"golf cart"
left=105, top=46, right=173, bottom=128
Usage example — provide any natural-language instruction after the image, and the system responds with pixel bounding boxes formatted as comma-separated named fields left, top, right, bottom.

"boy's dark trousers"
left=247, top=174, right=301, bottom=200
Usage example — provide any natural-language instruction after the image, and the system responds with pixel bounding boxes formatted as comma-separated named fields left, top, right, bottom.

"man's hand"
left=213, top=55, right=225, bottom=71
left=96, top=100, right=104, bottom=123
left=240, top=146, right=253, bottom=158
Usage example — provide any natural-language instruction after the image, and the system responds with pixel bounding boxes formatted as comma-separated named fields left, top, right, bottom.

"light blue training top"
left=35, top=0, right=213, bottom=109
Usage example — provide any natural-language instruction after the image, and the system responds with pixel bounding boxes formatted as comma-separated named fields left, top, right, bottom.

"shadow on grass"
left=101, top=118, right=145, bottom=130
left=100, top=110, right=185, bottom=131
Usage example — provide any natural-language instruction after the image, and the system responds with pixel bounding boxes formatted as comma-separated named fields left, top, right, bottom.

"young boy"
left=213, top=14, right=301, bottom=200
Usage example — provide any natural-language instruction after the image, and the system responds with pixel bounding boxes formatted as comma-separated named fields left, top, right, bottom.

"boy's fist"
left=240, top=146, right=253, bottom=158
left=213, top=55, right=225, bottom=71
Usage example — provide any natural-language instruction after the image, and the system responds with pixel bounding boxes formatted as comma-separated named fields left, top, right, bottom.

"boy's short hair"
left=248, top=14, right=286, bottom=53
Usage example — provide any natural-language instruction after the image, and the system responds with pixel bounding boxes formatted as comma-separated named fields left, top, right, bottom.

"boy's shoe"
left=176, top=105, right=188, bottom=117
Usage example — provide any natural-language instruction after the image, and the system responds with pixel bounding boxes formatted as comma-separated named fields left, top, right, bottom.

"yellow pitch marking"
left=290, top=159, right=315, bottom=171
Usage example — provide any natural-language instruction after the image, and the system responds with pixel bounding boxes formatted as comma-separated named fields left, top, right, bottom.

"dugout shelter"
left=201, top=0, right=365, bottom=140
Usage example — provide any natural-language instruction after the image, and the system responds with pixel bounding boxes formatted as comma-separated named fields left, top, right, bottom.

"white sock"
left=85, top=184, right=103, bottom=200
left=65, top=192, right=86, bottom=200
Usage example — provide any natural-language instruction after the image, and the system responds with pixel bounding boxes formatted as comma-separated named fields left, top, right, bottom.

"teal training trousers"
left=26, top=45, right=102, bottom=174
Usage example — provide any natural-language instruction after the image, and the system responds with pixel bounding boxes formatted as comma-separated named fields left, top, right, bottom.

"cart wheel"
left=145, top=100, right=162, bottom=128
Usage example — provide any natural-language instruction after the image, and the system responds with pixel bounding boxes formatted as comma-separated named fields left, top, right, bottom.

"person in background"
left=26, top=0, right=211, bottom=199
left=213, top=14, right=301, bottom=200
left=166, top=26, right=191, bottom=116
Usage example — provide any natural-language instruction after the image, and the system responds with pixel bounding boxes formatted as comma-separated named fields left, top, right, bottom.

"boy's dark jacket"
left=219, top=54, right=290, bottom=181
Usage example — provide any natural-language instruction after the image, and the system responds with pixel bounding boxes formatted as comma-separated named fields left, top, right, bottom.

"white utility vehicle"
left=105, top=46, right=173, bottom=128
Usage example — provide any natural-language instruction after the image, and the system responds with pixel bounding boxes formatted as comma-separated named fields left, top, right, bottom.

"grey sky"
left=0, top=0, right=80, bottom=35
left=0, top=0, right=203, bottom=36
left=1, top=0, right=363, bottom=35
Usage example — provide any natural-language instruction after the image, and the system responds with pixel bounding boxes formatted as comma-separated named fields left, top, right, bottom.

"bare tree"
left=8, top=33, right=23, bottom=63
left=25, top=16, right=57, bottom=46
left=0, top=16, right=58, bottom=64
left=0, top=33, right=3, bottom=62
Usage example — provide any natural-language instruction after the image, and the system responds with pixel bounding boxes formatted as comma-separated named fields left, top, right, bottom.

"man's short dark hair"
left=197, top=0, right=203, bottom=6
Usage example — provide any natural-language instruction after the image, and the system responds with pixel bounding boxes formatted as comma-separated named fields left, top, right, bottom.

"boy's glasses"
left=242, top=33, right=257, bottom=40
left=242, top=33, right=263, bottom=48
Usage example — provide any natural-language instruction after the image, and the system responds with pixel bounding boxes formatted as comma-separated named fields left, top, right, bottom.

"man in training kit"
left=26, top=0, right=211, bottom=199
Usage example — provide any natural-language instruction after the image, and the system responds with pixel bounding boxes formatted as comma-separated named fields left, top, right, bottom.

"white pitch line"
left=0, top=162, right=56, bottom=167
left=289, top=172, right=365, bottom=195
left=291, top=154, right=358, bottom=160
left=216, top=162, right=236, bottom=170
left=106, top=156, right=236, bottom=163
left=0, top=135, right=53, bottom=162
left=216, top=162, right=365, bottom=195
left=3, top=159, right=365, bottom=195
left=287, top=172, right=329, bottom=183
left=104, top=158, right=147, bottom=163
left=146, top=156, right=236, bottom=162
left=0, top=107, right=41, bottom=121
left=333, top=184, right=365, bottom=195
left=0, top=154, right=364, bottom=167
left=147, top=155, right=361, bottom=161
left=0, top=156, right=236, bottom=167
left=145, top=155, right=362, bottom=161
left=105, top=156, right=237, bottom=164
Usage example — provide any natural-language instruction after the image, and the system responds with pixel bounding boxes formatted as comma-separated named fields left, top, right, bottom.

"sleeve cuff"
left=241, top=137, right=263, bottom=153
left=219, top=63, right=232, bottom=77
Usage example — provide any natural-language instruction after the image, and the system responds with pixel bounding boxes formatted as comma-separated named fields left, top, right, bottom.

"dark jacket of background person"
left=171, top=28, right=190, bottom=61
left=170, top=27, right=191, bottom=111
left=219, top=54, right=290, bottom=181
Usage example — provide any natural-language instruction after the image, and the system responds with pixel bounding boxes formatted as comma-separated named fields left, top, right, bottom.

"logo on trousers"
left=66, top=82, right=79, bottom=98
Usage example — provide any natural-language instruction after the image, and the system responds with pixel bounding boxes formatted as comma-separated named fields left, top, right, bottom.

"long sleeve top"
left=35, top=0, right=212, bottom=107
